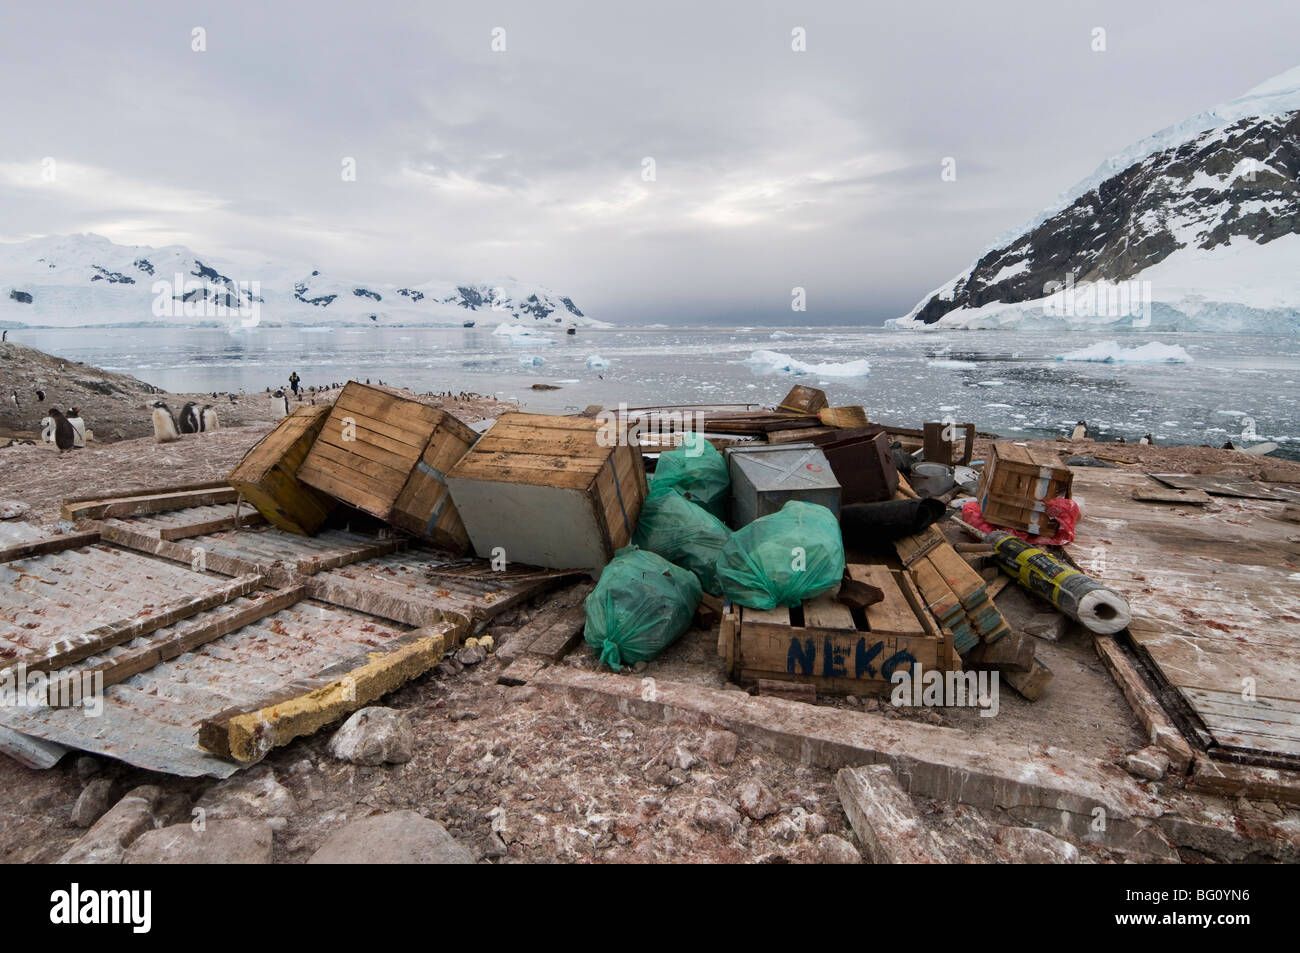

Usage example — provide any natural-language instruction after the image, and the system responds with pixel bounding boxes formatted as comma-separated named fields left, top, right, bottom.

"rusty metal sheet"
left=0, top=595, right=412, bottom=777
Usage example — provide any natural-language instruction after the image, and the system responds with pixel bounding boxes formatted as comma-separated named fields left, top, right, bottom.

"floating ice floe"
left=927, top=359, right=978, bottom=369
left=493, top=322, right=552, bottom=341
left=1056, top=341, right=1193, bottom=363
left=743, top=349, right=871, bottom=378
left=519, top=354, right=545, bottom=366
left=585, top=354, right=610, bottom=369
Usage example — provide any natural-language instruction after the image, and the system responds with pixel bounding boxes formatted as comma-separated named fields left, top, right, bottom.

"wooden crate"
left=227, top=406, right=336, bottom=535
left=296, top=382, right=478, bottom=550
left=777, top=385, right=828, bottom=416
left=445, top=413, right=647, bottom=569
left=718, top=564, right=945, bottom=694
left=975, top=441, right=1073, bottom=536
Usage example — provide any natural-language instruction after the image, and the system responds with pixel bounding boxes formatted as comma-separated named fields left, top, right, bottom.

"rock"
left=994, top=826, right=1080, bottom=864
left=327, top=707, right=414, bottom=765
left=58, top=785, right=162, bottom=864
left=71, top=778, right=115, bottom=828
left=1125, top=746, right=1171, bottom=780
left=74, top=755, right=103, bottom=781
left=701, top=729, right=738, bottom=766
left=817, top=833, right=862, bottom=864
left=664, top=768, right=689, bottom=787
left=484, top=832, right=508, bottom=858
left=194, top=766, right=297, bottom=822
left=737, top=779, right=779, bottom=821
left=0, top=500, right=30, bottom=520
left=769, top=815, right=802, bottom=842
left=307, top=810, right=475, bottom=864
left=455, top=643, right=487, bottom=666
left=693, top=798, right=741, bottom=835
left=803, top=812, right=829, bottom=838
left=671, top=745, right=697, bottom=771
left=123, top=819, right=273, bottom=864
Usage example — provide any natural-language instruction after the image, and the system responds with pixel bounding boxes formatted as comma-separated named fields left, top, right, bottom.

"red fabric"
left=961, top=498, right=1079, bottom=546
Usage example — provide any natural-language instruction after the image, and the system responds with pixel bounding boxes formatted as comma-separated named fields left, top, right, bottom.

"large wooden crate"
left=718, top=565, right=946, bottom=695
left=975, top=441, right=1073, bottom=536
left=227, top=405, right=336, bottom=535
left=445, top=413, right=647, bottom=569
left=296, top=382, right=477, bottom=550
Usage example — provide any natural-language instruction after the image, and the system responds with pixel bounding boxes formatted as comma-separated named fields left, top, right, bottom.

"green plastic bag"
left=633, top=487, right=732, bottom=595
left=585, top=547, right=702, bottom=672
left=715, top=500, right=845, bottom=610
left=651, top=432, right=729, bottom=519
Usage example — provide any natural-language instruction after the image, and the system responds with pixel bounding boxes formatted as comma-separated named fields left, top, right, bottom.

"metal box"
left=725, top=443, right=841, bottom=528
left=445, top=413, right=647, bottom=570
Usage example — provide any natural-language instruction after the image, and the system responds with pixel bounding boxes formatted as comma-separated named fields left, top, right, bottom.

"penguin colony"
left=150, top=400, right=220, bottom=443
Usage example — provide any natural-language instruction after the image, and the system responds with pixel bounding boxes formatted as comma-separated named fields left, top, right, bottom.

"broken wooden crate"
left=976, top=441, right=1073, bottom=536
left=446, top=412, right=647, bottom=569
left=296, top=382, right=477, bottom=550
left=718, top=564, right=949, bottom=694
left=228, top=404, right=336, bottom=535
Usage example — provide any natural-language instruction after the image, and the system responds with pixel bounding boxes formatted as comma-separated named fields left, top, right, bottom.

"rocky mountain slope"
left=891, top=66, right=1300, bottom=331
left=0, top=234, right=605, bottom=330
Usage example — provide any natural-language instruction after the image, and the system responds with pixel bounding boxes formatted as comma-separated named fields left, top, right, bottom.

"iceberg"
left=1056, top=341, right=1193, bottom=363
left=743, top=349, right=871, bottom=378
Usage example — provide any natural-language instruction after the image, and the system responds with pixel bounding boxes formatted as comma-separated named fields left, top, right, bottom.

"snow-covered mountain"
left=889, top=66, right=1300, bottom=331
left=0, top=233, right=607, bottom=329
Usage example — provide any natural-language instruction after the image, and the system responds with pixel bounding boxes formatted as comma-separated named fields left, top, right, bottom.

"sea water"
left=13, top=325, right=1299, bottom=459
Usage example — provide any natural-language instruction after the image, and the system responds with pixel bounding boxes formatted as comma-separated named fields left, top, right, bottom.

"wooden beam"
left=158, top=510, right=267, bottom=540
left=1188, top=758, right=1300, bottom=806
left=197, top=624, right=453, bottom=763
left=9, top=573, right=265, bottom=675
left=61, top=482, right=238, bottom=521
left=0, top=530, right=101, bottom=565
left=1094, top=635, right=1195, bottom=773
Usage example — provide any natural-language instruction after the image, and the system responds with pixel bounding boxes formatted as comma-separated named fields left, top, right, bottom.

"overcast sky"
left=1, top=1, right=1297, bottom=324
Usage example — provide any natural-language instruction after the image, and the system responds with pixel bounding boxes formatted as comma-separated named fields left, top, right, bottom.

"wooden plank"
left=498, top=656, right=547, bottom=686
left=525, top=604, right=589, bottom=661
left=0, top=531, right=101, bottom=565
left=1149, top=473, right=1294, bottom=502
left=1002, top=658, right=1054, bottom=701
left=1188, top=759, right=1300, bottom=806
left=1132, top=486, right=1212, bottom=505
left=62, top=486, right=238, bottom=522
left=802, top=593, right=856, bottom=631
left=198, top=624, right=453, bottom=762
left=159, top=510, right=267, bottom=540
left=758, top=679, right=816, bottom=703
left=849, top=564, right=925, bottom=636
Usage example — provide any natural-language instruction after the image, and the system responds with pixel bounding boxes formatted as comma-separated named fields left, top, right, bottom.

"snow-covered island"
left=889, top=66, right=1300, bottom=332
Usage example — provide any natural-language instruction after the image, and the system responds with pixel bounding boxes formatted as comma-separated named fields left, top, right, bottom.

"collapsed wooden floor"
left=1070, top=468, right=1300, bottom=782
left=0, top=484, right=575, bottom=777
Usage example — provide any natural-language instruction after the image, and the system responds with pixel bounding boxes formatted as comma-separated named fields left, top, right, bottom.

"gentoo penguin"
left=201, top=404, right=219, bottom=432
left=10, top=390, right=18, bottom=408
left=228, top=393, right=238, bottom=404
left=1069, top=420, right=1089, bottom=442
left=282, top=393, right=290, bottom=416
left=35, top=389, right=45, bottom=402
left=66, top=408, right=86, bottom=448
left=40, top=415, right=54, bottom=443
left=1139, top=433, right=1154, bottom=445
left=49, top=408, right=75, bottom=451
left=179, top=402, right=200, bottom=434
left=1114, top=436, right=1126, bottom=443
left=151, top=400, right=181, bottom=443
